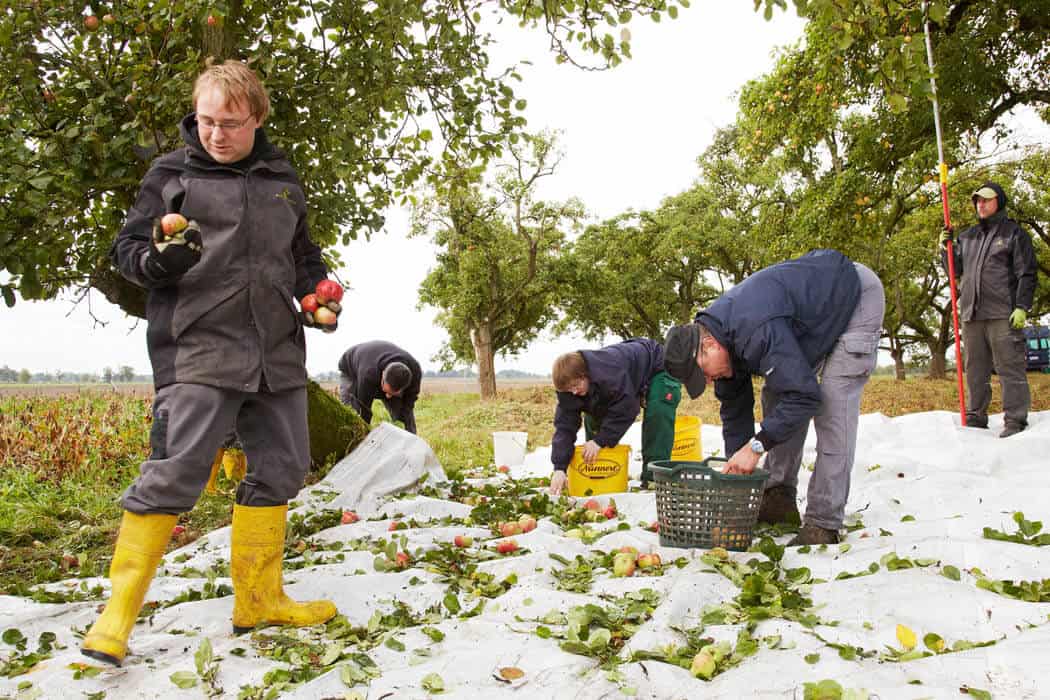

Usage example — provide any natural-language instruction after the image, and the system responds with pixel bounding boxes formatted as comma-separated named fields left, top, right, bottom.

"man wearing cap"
left=663, top=249, right=885, bottom=546
left=940, top=182, right=1037, bottom=438
left=338, top=340, right=422, bottom=434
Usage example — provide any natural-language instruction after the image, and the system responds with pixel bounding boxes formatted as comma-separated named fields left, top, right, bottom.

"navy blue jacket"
left=551, top=338, right=664, bottom=470
left=698, top=249, right=861, bottom=455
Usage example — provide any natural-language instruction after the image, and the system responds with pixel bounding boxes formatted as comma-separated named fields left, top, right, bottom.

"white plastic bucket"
left=492, top=431, right=528, bottom=466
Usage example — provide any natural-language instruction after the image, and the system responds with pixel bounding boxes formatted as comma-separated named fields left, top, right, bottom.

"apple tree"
left=0, top=0, right=687, bottom=312
left=413, top=132, right=582, bottom=398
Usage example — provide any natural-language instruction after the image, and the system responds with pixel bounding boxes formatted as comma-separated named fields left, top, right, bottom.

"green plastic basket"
left=650, top=458, right=769, bottom=551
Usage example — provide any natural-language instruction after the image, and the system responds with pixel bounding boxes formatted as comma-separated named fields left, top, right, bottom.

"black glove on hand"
left=301, top=302, right=341, bottom=333
left=144, top=218, right=203, bottom=280
left=938, top=225, right=955, bottom=249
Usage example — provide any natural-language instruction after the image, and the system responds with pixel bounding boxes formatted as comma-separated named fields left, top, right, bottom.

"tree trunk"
left=471, top=322, right=497, bottom=399
left=306, top=380, right=369, bottom=470
left=927, top=344, right=947, bottom=379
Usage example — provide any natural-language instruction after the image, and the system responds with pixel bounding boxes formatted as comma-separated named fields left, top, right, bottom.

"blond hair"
left=552, top=352, right=587, bottom=392
left=193, top=60, right=270, bottom=122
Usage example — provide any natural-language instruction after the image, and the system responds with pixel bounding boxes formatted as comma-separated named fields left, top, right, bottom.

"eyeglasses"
left=197, top=115, right=253, bottom=132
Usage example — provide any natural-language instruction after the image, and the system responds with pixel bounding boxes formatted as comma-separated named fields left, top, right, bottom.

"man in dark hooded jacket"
left=84, top=61, right=338, bottom=667
left=941, top=182, right=1037, bottom=437
left=338, top=341, right=421, bottom=434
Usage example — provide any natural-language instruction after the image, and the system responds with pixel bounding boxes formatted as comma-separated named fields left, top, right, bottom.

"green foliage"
left=983, top=511, right=1050, bottom=547
left=0, top=0, right=684, bottom=311
left=414, top=133, right=581, bottom=395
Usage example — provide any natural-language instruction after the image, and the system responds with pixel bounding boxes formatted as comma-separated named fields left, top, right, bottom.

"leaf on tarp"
left=497, top=666, right=525, bottom=681
left=421, top=672, right=445, bottom=693
left=169, top=670, right=198, bottom=689
left=896, top=624, right=917, bottom=650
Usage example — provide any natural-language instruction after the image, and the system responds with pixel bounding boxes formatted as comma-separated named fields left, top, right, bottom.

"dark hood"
left=972, top=180, right=1007, bottom=219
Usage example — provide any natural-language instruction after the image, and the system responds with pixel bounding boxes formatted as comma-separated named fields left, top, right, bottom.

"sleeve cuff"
left=553, top=464, right=568, bottom=473
left=754, top=430, right=776, bottom=451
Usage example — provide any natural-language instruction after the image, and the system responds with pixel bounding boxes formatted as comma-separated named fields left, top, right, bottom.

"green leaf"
left=536, top=626, right=552, bottom=639
left=443, top=592, right=461, bottom=614
left=169, top=671, right=198, bottom=689
left=421, top=672, right=445, bottom=693
left=193, top=638, right=213, bottom=675
left=804, top=652, right=820, bottom=664
left=941, top=565, right=961, bottom=581
left=963, top=689, right=991, bottom=700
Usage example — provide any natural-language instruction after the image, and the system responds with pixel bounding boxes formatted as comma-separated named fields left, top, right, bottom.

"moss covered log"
left=306, top=380, right=369, bottom=469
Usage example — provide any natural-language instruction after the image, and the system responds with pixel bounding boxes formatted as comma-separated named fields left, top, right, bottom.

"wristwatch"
left=749, top=438, right=765, bottom=455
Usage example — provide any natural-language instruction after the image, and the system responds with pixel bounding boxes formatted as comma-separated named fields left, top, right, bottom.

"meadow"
left=2, top=374, right=1048, bottom=594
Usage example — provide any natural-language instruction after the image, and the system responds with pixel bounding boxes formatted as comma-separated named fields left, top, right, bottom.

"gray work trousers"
left=962, top=318, right=1030, bottom=429
left=761, top=263, right=886, bottom=531
left=122, top=383, right=310, bottom=514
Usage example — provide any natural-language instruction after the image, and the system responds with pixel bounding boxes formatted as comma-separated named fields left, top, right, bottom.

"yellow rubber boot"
left=222, top=449, right=247, bottom=482
left=81, top=511, right=178, bottom=666
left=204, top=449, right=225, bottom=494
left=230, top=504, right=338, bottom=634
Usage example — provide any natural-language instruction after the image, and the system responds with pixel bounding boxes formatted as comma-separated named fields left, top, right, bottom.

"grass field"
left=2, top=373, right=1048, bottom=593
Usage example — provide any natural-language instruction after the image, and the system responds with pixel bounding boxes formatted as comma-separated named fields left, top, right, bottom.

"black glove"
left=300, top=299, right=341, bottom=334
left=938, top=225, right=955, bottom=249
left=144, top=218, right=203, bottom=279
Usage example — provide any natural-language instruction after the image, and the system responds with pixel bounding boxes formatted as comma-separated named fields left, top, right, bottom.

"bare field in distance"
left=0, top=377, right=550, bottom=398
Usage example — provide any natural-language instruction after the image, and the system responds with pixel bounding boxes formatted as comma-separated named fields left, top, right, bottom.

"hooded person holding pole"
left=940, top=182, right=1037, bottom=437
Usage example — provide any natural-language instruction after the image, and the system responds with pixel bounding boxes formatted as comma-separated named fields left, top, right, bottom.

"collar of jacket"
left=978, top=208, right=1007, bottom=232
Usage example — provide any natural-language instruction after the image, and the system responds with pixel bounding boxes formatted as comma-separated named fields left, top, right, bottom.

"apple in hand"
left=300, top=293, right=319, bottom=313
left=313, top=306, right=337, bottom=326
left=160, top=213, right=188, bottom=237
left=315, top=279, right=344, bottom=305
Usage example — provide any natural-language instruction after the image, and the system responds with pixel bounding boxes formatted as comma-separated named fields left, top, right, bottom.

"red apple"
left=603, top=505, right=617, bottom=520
left=313, top=307, right=337, bottom=326
left=517, top=515, right=537, bottom=533
left=649, top=521, right=659, bottom=533
left=315, top=279, right=344, bottom=305
left=497, top=465, right=510, bottom=474
left=583, top=498, right=601, bottom=512
left=84, top=15, right=100, bottom=31
left=618, top=546, right=638, bottom=556
left=394, top=551, right=411, bottom=568
left=300, top=293, right=319, bottom=313
left=206, top=14, right=219, bottom=26
left=499, top=521, right=522, bottom=537
left=388, top=520, right=401, bottom=531
left=340, top=510, right=359, bottom=525
left=160, top=213, right=188, bottom=237
left=637, top=553, right=660, bottom=569
left=454, top=534, right=473, bottom=548
left=496, top=539, right=519, bottom=554
left=172, top=524, right=186, bottom=537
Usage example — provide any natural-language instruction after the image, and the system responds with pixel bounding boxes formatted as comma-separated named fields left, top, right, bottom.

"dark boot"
left=1000, top=423, right=1026, bottom=438
left=966, top=415, right=988, bottom=429
left=787, top=524, right=840, bottom=546
left=757, top=485, right=800, bottom=526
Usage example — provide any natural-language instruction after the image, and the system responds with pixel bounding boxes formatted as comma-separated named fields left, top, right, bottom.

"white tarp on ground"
left=2, top=412, right=1049, bottom=699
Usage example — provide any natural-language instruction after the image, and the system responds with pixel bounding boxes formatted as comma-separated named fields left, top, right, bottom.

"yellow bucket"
left=567, top=444, right=630, bottom=496
left=671, top=415, right=702, bottom=461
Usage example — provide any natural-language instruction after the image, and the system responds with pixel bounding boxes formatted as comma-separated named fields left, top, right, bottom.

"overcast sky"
left=0, top=5, right=808, bottom=377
